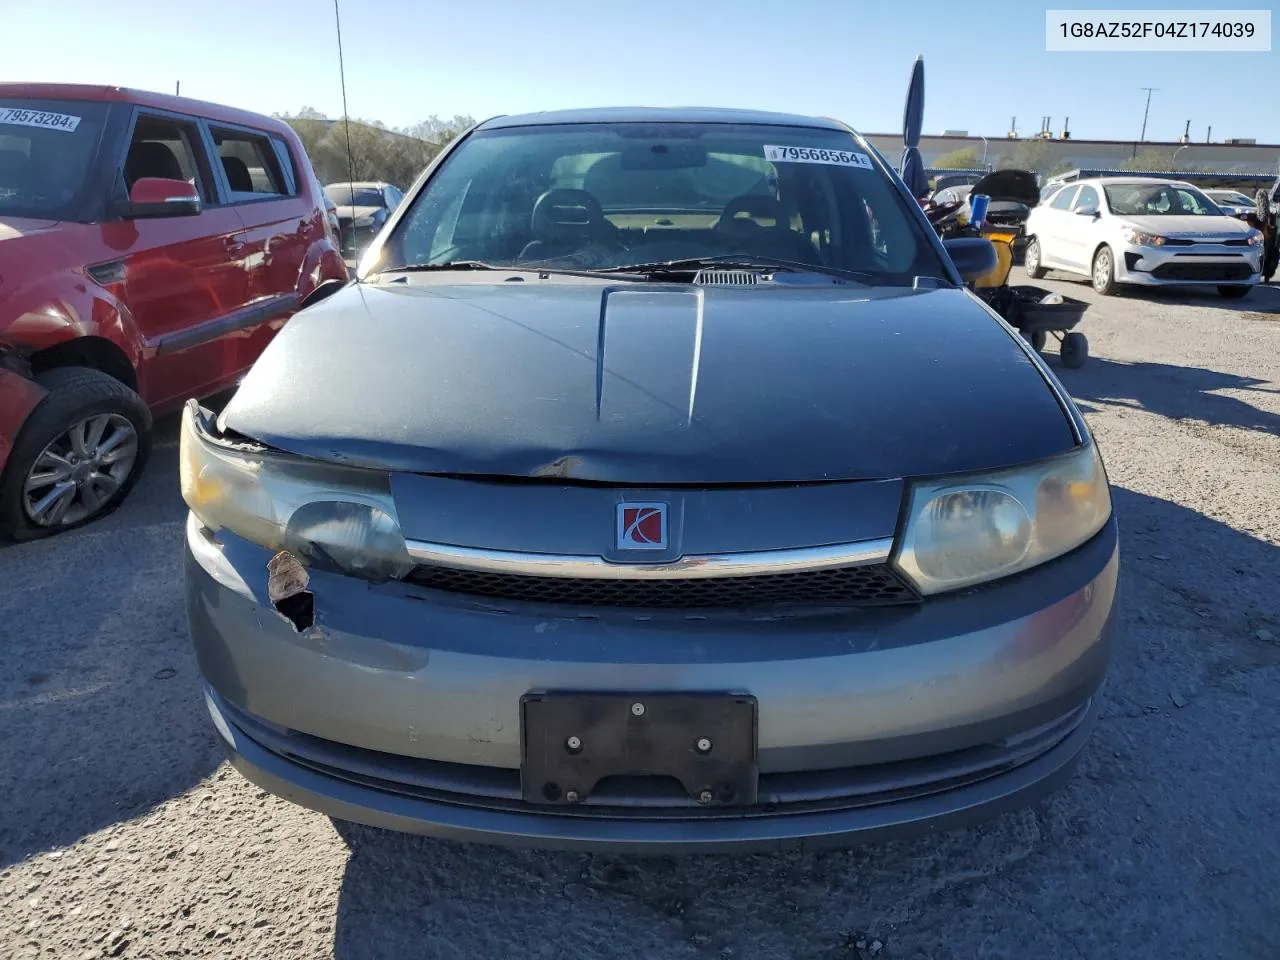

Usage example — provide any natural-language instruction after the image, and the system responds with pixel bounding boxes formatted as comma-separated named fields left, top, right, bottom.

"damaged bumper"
left=184, top=508, right=1118, bottom=853
left=0, top=366, right=46, bottom=482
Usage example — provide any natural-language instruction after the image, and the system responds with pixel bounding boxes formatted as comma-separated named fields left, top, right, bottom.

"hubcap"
left=22, top=413, right=139, bottom=527
left=1027, top=243, right=1039, bottom=270
left=1094, top=254, right=1109, bottom=287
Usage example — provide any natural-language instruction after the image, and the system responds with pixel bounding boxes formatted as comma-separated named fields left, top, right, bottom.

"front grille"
left=402, top=562, right=918, bottom=609
left=1164, top=237, right=1250, bottom=247
left=1151, top=261, right=1253, bottom=281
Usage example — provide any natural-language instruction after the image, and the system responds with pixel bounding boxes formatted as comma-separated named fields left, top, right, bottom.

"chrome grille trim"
left=403, top=537, right=895, bottom=581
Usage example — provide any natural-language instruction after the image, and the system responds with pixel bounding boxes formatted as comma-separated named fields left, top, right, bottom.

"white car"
left=1024, top=177, right=1264, bottom=298
left=1204, top=188, right=1256, bottom=219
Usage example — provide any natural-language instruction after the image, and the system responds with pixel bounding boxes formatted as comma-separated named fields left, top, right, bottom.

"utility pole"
left=1206, top=125, right=1212, bottom=143
left=175, top=81, right=180, bottom=95
left=1139, top=87, right=1158, bottom=142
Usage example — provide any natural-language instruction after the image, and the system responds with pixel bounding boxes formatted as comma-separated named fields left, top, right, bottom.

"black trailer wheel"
left=1022, top=328, right=1047, bottom=352
left=1060, top=332, right=1088, bottom=369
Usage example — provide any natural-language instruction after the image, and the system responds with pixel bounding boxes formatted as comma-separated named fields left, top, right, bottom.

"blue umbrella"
left=900, top=55, right=929, bottom=199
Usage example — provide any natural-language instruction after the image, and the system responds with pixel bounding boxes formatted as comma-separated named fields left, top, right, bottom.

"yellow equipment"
left=972, top=228, right=1017, bottom=290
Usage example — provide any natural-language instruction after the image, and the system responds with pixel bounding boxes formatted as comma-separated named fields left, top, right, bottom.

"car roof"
left=478, top=106, right=851, bottom=132
left=0, top=82, right=295, bottom=136
left=1079, top=176, right=1199, bottom=188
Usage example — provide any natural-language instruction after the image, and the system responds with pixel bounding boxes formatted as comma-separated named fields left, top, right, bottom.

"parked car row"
left=0, top=83, right=349, bottom=539
left=323, top=180, right=404, bottom=261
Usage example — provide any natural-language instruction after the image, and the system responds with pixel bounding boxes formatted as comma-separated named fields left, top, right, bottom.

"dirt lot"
left=2, top=278, right=1278, bottom=960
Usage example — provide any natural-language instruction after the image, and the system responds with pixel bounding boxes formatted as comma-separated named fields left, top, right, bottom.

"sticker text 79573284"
left=0, top=108, right=82, bottom=133
left=764, top=145, right=873, bottom=169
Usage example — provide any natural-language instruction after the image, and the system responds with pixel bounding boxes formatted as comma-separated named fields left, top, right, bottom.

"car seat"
left=221, top=156, right=254, bottom=192
left=123, top=141, right=186, bottom=188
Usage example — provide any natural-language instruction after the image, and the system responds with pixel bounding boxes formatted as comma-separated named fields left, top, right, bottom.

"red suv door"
left=106, top=110, right=251, bottom=407
left=205, top=124, right=321, bottom=352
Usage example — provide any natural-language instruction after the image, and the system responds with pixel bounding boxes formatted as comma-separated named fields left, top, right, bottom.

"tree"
left=278, top=110, right=477, bottom=189
left=996, top=138, right=1056, bottom=175
left=1118, top=149, right=1200, bottom=172
left=932, top=147, right=979, bottom=169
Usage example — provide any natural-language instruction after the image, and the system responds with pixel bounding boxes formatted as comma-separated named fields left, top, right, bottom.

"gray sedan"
left=181, top=107, right=1118, bottom=854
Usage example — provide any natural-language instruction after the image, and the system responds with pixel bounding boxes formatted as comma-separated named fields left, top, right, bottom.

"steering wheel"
left=714, top=194, right=793, bottom=242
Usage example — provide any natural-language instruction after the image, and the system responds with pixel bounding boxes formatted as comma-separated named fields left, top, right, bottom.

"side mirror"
left=126, top=177, right=202, bottom=219
left=943, top=237, right=998, bottom=283
left=1076, top=205, right=1099, bottom=217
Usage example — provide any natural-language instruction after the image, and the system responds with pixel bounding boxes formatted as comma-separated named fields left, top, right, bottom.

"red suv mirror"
left=126, top=177, right=202, bottom=219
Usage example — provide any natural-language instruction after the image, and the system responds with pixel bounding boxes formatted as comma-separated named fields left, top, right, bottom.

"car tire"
left=1060, top=332, right=1088, bottom=369
left=0, top=367, right=153, bottom=542
left=1091, top=246, right=1118, bottom=295
left=1217, top=285, right=1251, bottom=299
left=1024, top=237, right=1047, bottom=279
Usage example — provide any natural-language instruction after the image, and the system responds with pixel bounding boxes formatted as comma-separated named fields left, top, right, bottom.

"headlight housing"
left=179, top=401, right=413, bottom=582
left=1246, top=230, right=1264, bottom=246
left=1121, top=226, right=1166, bottom=247
left=894, top=443, right=1111, bottom=595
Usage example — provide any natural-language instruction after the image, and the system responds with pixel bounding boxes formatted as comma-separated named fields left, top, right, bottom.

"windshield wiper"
left=597, top=255, right=874, bottom=284
left=386, top=260, right=501, bottom=272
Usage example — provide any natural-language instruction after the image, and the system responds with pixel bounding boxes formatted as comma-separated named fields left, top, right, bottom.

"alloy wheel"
left=22, top=413, right=140, bottom=527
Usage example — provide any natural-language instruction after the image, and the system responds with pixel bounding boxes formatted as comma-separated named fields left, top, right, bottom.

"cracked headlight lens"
left=179, top=401, right=413, bottom=582
left=894, top=443, right=1112, bottom=594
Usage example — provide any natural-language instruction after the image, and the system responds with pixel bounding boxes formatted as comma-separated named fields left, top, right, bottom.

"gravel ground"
left=2, top=277, right=1278, bottom=960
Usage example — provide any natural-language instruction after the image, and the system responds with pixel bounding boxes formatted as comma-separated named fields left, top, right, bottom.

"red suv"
left=0, top=84, right=348, bottom=539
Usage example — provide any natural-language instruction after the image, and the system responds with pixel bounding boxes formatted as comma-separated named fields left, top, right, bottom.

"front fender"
left=1, top=266, right=145, bottom=372
left=297, top=239, right=351, bottom=303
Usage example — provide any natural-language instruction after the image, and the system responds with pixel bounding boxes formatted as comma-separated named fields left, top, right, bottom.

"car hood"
left=219, top=279, right=1078, bottom=485
left=1116, top=214, right=1254, bottom=238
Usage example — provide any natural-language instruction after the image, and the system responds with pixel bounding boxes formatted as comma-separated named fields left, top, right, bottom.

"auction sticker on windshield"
left=0, top=108, right=81, bottom=133
left=764, top=145, right=873, bottom=169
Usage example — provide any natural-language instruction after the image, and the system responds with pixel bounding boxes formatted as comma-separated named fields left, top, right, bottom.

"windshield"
left=325, top=184, right=385, bottom=207
left=380, top=121, right=946, bottom=284
left=0, top=98, right=107, bottom=220
left=1209, top=191, right=1251, bottom=206
left=1103, top=182, right=1222, bottom=217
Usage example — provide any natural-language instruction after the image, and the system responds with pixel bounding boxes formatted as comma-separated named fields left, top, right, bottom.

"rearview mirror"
left=126, top=177, right=201, bottom=219
left=942, top=237, right=998, bottom=283
left=1076, top=205, right=1099, bottom=217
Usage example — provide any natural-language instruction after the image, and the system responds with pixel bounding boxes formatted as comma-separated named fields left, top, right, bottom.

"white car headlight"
left=1121, top=226, right=1166, bottom=247
left=179, top=401, right=413, bottom=582
left=894, top=443, right=1112, bottom=595
left=1246, top=230, right=1264, bottom=246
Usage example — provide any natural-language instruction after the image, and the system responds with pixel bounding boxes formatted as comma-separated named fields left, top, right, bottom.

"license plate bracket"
left=520, top=692, right=758, bottom=807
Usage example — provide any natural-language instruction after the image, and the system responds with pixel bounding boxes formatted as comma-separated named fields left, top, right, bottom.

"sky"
left=3, top=0, right=1277, bottom=144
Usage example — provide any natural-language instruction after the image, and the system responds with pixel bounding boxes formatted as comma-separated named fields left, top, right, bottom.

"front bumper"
left=0, top=367, right=47, bottom=482
left=185, top=512, right=1119, bottom=853
left=1114, top=240, right=1261, bottom=286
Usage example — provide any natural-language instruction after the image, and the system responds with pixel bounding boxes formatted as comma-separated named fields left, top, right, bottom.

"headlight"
left=894, top=443, right=1111, bottom=595
left=1121, top=226, right=1166, bottom=247
left=179, top=401, right=413, bottom=582
left=1246, top=231, right=1264, bottom=246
